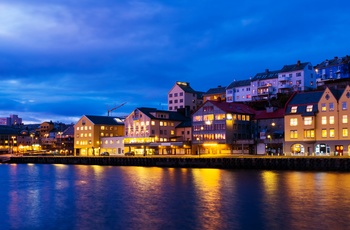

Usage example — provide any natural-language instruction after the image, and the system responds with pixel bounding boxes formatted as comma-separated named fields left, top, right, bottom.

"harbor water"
left=1, top=163, right=350, bottom=230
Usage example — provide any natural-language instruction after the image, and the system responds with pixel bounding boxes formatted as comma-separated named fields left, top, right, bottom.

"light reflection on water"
left=1, top=164, right=350, bottom=230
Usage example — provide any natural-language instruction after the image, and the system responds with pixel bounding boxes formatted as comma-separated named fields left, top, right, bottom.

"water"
left=1, top=164, right=350, bottom=230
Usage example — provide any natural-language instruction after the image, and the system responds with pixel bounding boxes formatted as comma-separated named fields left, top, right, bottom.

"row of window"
left=290, top=115, right=348, bottom=126
left=169, top=92, right=184, bottom=98
left=169, top=99, right=184, bottom=104
left=290, top=128, right=349, bottom=139
left=193, top=114, right=250, bottom=122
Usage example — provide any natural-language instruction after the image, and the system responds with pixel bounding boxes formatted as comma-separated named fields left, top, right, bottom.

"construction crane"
left=107, top=102, right=126, bottom=116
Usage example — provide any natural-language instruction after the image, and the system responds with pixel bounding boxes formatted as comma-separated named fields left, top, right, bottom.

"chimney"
left=297, top=60, right=301, bottom=66
left=265, top=69, right=269, bottom=73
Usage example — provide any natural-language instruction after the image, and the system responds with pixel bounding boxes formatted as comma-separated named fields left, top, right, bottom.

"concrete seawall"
left=6, top=156, right=350, bottom=171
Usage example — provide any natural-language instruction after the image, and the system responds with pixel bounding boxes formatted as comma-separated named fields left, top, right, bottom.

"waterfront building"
left=100, top=136, right=124, bottom=155
left=74, top=115, right=125, bottom=156
left=314, top=55, right=350, bottom=87
left=254, top=107, right=285, bottom=155
left=278, top=60, right=316, bottom=93
left=168, top=81, right=204, bottom=112
left=284, top=86, right=350, bottom=156
left=192, top=100, right=255, bottom=155
left=203, top=85, right=226, bottom=103
left=226, top=79, right=252, bottom=102
left=124, top=107, right=191, bottom=155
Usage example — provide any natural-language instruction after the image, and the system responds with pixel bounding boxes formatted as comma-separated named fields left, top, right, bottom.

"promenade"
left=3, top=154, right=350, bottom=171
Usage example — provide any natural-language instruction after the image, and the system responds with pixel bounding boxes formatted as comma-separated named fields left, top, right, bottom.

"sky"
left=1, top=0, right=350, bottom=124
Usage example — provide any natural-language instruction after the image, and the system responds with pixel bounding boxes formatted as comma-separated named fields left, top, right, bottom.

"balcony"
left=278, top=84, right=291, bottom=89
left=278, top=76, right=290, bottom=82
left=257, top=83, right=272, bottom=89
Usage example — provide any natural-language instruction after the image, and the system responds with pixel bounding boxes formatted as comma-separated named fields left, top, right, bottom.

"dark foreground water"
left=1, top=164, right=350, bottom=230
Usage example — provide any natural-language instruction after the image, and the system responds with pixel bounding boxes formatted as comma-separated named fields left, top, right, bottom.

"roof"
left=204, top=86, right=226, bottom=95
left=227, top=79, right=251, bottom=89
left=175, top=82, right=197, bottom=94
left=85, top=115, right=125, bottom=125
left=251, top=69, right=280, bottom=81
left=280, top=61, right=309, bottom=73
left=314, top=55, right=350, bottom=69
left=254, top=108, right=285, bottom=120
left=176, top=120, right=192, bottom=128
left=207, top=101, right=256, bottom=114
left=285, top=90, right=324, bottom=115
left=137, top=108, right=190, bottom=121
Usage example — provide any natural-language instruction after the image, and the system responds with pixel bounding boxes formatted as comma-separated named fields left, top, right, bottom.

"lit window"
left=321, top=103, right=326, bottom=112
left=290, top=118, right=298, bottom=126
left=290, top=130, right=298, bottom=139
left=329, top=116, right=335, bottom=125
left=171, top=130, right=175, bottom=135
left=151, top=121, right=155, bottom=126
left=343, top=128, right=348, bottom=137
left=306, top=105, right=313, bottom=112
left=322, top=129, right=327, bottom=138
left=246, top=115, right=250, bottom=121
left=77, top=127, right=80, bottom=130
left=291, top=106, right=297, bottom=113
left=304, top=117, right=312, bottom=125
left=304, top=129, right=315, bottom=138
left=160, top=121, right=164, bottom=126
left=101, top=126, right=105, bottom=130
left=330, top=129, right=335, bottom=138
left=343, top=115, right=348, bottom=124
left=342, top=102, right=347, bottom=110
left=322, top=116, right=327, bottom=125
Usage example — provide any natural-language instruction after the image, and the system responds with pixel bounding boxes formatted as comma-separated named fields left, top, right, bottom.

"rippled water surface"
left=1, top=164, right=350, bottom=230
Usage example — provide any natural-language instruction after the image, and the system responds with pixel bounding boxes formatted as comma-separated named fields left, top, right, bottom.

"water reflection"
left=1, top=165, right=350, bottom=230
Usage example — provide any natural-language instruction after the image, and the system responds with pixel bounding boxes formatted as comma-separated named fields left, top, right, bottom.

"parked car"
left=101, top=152, right=109, bottom=156
left=124, top=151, right=135, bottom=156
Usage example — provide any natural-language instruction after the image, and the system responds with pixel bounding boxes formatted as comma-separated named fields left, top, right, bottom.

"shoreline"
left=3, top=156, right=350, bottom=171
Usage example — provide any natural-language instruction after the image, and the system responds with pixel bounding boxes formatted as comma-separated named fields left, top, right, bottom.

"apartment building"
left=284, top=86, right=350, bottom=156
left=203, top=85, right=226, bottom=103
left=251, top=69, right=280, bottom=101
left=124, top=108, right=191, bottom=155
left=278, top=60, right=316, bottom=93
left=74, top=115, right=125, bottom=156
left=168, top=81, right=203, bottom=112
left=226, top=79, right=252, bottom=102
left=192, top=100, right=255, bottom=155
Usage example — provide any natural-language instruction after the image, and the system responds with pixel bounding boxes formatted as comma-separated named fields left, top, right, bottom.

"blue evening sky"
left=1, top=0, right=350, bottom=124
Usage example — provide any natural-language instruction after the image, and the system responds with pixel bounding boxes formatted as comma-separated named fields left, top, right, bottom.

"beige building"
left=168, top=81, right=203, bottom=112
left=284, top=86, right=350, bottom=156
left=74, top=115, right=124, bottom=156
left=124, top=108, right=191, bottom=155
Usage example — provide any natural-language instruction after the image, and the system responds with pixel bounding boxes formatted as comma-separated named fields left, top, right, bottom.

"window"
left=342, top=102, right=347, bottom=110
left=180, top=92, right=183, bottom=96
left=343, top=128, right=348, bottom=137
left=321, top=103, right=326, bottom=111
left=290, top=130, right=298, bottom=139
left=304, top=129, right=315, bottom=138
left=169, top=94, right=172, bottom=98
left=290, top=118, right=298, bottom=126
left=342, top=115, right=348, bottom=124
left=330, top=129, right=335, bottom=138
left=321, top=116, right=327, bottom=125
left=306, top=105, right=313, bottom=112
left=169, top=100, right=173, bottom=104
left=296, top=72, right=302, bottom=77
left=322, top=129, right=327, bottom=138
left=304, top=117, right=312, bottom=125
left=291, top=106, right=297, bottom=113
left=151, top=121, right=155, bottom=126
left=174, top=93, right=178, bottom=97
left=329, top=102, right=334, bottom=111
left=329, top=116, right=335, bottom=125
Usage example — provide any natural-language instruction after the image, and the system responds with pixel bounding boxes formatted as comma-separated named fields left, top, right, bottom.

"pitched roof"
left=204, top=86, right=226, bottom=95
left=280, top=61, right=309, bottom=73
left=314, top=55, right=350, bottom=69
left=137, top=108, right=190, bottom=121
left=227, top=79, right=251, bottom=89
left=85, top=115, right=124, bottom=125
left=208, top=101, right=256, bottom=114
left=251, top=69, right=280, bottom=81
left=285, top=90, right=324, bottom=115
left=175, top=82, right=197, bottom=94
left=254, top=108, right=285, bottom=120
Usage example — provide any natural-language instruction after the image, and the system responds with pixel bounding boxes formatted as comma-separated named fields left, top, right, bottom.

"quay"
left=3, top=155, right=350, bottom=171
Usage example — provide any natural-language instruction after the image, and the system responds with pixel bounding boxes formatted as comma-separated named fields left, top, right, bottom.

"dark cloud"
left=1, top=0, right=350, bottom=123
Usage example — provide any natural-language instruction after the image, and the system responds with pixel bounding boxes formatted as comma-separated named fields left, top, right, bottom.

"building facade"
left=74, top=115, right=125, bottom=156
left=226, top=79, right=252, bottom=102
left=124, top=108, right=191, bottom=155
left=168, top=81, right=203, bottom=112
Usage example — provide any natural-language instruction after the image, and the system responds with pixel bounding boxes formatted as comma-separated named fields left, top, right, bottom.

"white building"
left=100, top=136, right=124, bottom=155
left=251, top=69, right=280, bottom=101
left=226, top=79, right=252, bottom=102
left=168, top=81, right=203, bottom=112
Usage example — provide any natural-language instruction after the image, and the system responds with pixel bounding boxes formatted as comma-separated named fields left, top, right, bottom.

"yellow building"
left=124, top=108, right=191, bottom=155
left=74, top=115, right=124, bottom=156
left=284, top=86, right=350, bottom=156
